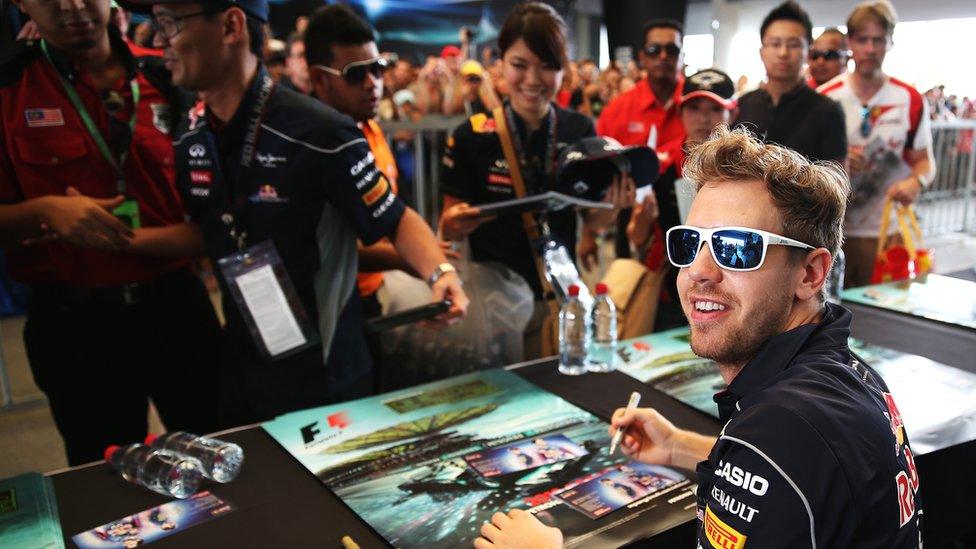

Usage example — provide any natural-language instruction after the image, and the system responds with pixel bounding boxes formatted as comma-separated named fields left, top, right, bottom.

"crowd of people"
left=0, top=0, right=942, bottom=545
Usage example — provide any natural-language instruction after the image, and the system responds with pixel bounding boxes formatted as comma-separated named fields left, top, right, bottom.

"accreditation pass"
left=218, top=240, right=313, bottom=359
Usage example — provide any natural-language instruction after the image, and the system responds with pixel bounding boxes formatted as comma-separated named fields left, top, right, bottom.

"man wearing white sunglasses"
left=479, top=127, right=921, bottom=548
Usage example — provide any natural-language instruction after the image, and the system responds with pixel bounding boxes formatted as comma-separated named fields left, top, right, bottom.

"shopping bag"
left=870, top=199, right=934, bottom=284
left=376, top=240, right=534, bottom=389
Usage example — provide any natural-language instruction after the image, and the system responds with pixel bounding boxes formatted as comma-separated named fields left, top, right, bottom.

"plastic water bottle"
left=587, top=282, right=617, bottom=373
left=558, top=284, right=589, bottom=375
left=146, top=432, right=244, bottom=483
left=104, top=444, right=202, bottom=499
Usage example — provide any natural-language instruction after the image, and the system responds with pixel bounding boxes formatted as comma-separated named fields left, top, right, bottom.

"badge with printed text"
left=218, top=240, right=318, bottom=360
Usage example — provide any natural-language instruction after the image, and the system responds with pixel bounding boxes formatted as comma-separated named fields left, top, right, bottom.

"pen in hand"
left=609, top=391, right=642, bottom=455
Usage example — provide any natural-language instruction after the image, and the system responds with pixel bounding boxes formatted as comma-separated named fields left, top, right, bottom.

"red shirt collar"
left=637, top=74, right=685, bottom=112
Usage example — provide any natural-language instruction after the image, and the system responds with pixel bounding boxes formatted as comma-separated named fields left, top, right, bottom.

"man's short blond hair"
left=847, top=0, right=898, bottom=38
left=683, top=126, right=850, bottom=260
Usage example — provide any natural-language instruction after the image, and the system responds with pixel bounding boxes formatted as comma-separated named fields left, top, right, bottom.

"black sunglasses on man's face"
left=643, top=42, right=681, bottom=58
left=808, top=48, right=846, bottom=61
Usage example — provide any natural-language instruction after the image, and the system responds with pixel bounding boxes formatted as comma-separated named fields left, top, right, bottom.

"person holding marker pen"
left=475, top=128, right=921, bottom=548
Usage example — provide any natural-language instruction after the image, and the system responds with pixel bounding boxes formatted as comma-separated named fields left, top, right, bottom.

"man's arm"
left=127, top=222, right=206, bottom=258
left=390, top=207, right=469, bottom=325
left=358, top=238, right=459, bottom=275
left=888, top=95, right=936, bottom=205
left=887, top=147, right=934, bottom=206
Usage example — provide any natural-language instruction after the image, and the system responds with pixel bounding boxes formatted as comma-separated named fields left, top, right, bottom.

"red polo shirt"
left=0, top=35, right=187, bottom=287
left=596, top=77, right=686, bottom=149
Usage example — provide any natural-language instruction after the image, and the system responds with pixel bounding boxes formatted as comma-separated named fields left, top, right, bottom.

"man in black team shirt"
left=474, top=127, right=921, bottom=548
left=120, top=0, right=467, bottom=424
left=733, top=1, right=847, bottom=163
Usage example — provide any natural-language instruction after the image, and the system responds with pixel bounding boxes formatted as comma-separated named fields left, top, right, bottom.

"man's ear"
left=796, top=248, right=832, bottom=301
left=221, top=7, right=248, bottom=48
left=310, top=67, right=331, bottom=101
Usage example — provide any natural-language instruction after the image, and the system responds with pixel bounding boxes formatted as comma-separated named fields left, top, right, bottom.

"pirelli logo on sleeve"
left=704, top=505, right=746, bottom=549
left=362, top=174, right=391, bottom=206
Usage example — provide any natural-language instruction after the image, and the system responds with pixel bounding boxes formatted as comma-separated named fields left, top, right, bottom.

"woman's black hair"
left=497, top=2, right=568, bottom=70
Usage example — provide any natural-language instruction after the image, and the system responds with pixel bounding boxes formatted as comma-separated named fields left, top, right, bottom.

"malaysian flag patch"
left=25, top=108, right=65, bottom=128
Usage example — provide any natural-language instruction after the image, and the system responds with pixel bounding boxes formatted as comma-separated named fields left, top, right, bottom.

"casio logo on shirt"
left=714, top=460, right=769, bottom=496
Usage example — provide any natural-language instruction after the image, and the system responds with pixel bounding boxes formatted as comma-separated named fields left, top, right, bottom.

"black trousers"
left=23, top=269, right=222, bottom=466
left=217, top=291, right=373, bottom=427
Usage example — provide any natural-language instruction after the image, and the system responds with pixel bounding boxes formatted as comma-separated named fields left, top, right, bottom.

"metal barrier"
left=379, top=115, right=466, bottom=228
left=917, top=119, right=976, bottom=236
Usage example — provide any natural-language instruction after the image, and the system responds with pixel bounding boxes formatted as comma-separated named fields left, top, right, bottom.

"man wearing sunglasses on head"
left=807, top=27, right=848, bottom=88
left=820, top=1, right=935, bottom=288
left=478, top=127, right=921, bottom=548
left=733, top=1, right=846, bottom=164
left=119, top=0, right=468, bottom=425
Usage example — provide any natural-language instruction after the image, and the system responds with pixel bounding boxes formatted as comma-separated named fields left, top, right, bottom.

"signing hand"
left=886, top=175, right=922, bottom=206
left=609, top=407, right=679, bottom=466
left=473, top=509, right=563, bottom=549
left=439, top=202, right=494, bottom=241
left=34, top=187, right=133, bottom=251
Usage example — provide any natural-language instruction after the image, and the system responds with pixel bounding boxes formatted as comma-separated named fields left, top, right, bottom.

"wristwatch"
left=427, top=262, right=458, bottom=287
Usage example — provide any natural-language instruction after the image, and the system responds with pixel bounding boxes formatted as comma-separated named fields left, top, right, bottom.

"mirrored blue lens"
left=711, top=230, right=764, bottom=269
left=667, top=228, right=701, bottom=266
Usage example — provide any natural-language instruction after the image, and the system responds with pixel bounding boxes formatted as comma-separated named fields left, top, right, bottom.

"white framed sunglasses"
left=665, top=225, right=816, bottom=272
left=315, top=56, right=388, bottom=85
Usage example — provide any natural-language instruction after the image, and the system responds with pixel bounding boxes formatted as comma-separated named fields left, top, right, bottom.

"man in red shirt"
left=0, top=0, right=220, bottom=465
left=596, top=19, right=687, bottom=261
left=596, top=19, right=686, bottom=150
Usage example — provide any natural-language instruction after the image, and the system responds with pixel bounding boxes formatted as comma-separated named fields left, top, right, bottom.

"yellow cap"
left=460, top=60, right=484, bottom=78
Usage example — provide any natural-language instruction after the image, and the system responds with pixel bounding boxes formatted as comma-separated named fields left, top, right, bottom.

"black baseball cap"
left=120, top=0, right=268, bottom=23
left=680, top=69, right=736, bottom=109
left=556, top=137, right=659, bottom=201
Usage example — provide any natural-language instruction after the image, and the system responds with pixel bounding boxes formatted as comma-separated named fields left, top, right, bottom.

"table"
left=51, top=302, right=975, bottom=547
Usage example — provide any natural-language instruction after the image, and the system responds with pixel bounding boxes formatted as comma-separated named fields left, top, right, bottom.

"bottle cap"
left=595, top=282, right=609, bottom=295
left=144, top=433, right=158, bottom=446
left=568, top=284, right=580, bottom=297
left=104, top=445, right=121, bottom=463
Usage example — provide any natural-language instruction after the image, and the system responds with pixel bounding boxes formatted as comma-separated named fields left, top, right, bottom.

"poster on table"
left=614, top=327, right=976, bottom=455
left=841, top=274, right=976, bottom=330
left=263, top=369, right=696, bottom=548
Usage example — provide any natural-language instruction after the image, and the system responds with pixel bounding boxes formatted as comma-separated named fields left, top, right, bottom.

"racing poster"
left=842, top=274, right=976, bottom=330
left=615, top=328, right=976, bottom=455
left=262, top=369, right=696, bottom=548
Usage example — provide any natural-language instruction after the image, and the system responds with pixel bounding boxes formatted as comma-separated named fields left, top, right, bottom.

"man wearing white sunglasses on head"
left=477, top=126, right=921, bottom=548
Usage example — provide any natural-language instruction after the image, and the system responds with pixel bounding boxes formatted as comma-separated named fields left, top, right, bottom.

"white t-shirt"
left=819, top=74, right=932, bottom=237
